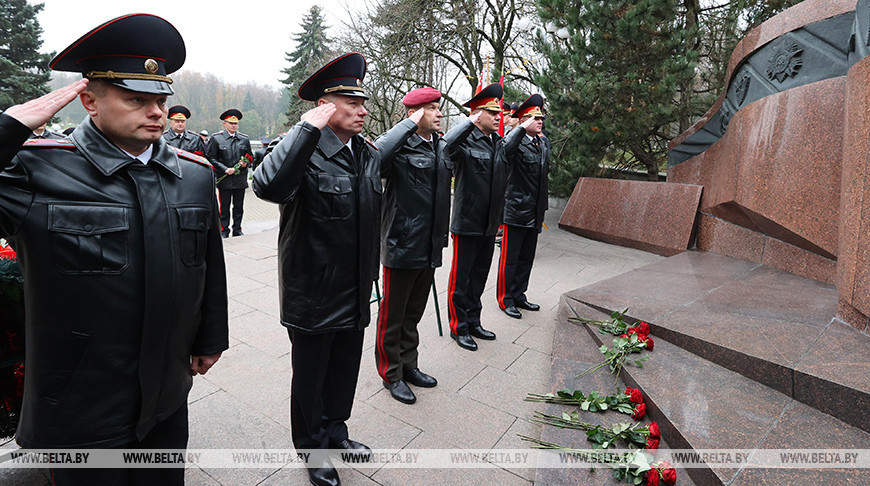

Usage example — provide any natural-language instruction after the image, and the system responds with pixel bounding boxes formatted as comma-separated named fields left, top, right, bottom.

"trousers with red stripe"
left=497, top=224, right=539, bottom=309
left=375, top=267, right=435, bottom=383
left=448, top=234, right=496, bottom=335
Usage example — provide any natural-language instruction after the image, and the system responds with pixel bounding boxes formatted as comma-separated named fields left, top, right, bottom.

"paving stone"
left=460, top=365, right=548, bottom=420
left=228, top=309, right=291, bottom=358
left=367, top=388, right=515, bottom=450
left=189, top=375, right=221, bottom=404
left=194, top=344, right=292, bottom=426
left=187, top=390, right=293, bottom=485
left=232, top=286, right=281, bottom=320
left=370, top=431, right=532, bottom=486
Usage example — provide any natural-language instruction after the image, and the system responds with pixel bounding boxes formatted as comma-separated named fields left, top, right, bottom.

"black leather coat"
left=0, top=114, right=228, bottom=448
left=207, top=130, right=253, bottom=190
left=252, top=123, right=381, bottom=334
left=446, top=120, right=524, bottom=237
left=163, top=129, right=206, bottom=156
left=503, top=134, right=550, bottom=229
left=375, top=119, right=470, bottom=269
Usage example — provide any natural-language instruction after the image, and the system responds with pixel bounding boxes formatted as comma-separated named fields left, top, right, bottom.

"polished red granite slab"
left=840, top=57, right=870, bottom=321
left=558, top=178, right=702, bottom=257
left=558, top=249, right=870, bottom=484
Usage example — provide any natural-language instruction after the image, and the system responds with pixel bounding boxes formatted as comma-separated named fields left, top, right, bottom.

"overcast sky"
left=36, top=0, right=354, bottom=90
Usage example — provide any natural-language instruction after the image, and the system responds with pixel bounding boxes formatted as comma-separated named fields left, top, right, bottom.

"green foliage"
left=535, top=0, right=698, bottom=194
left=280, top=6, right=335, bottom=127
left=0, top=0, right=53, bottom=110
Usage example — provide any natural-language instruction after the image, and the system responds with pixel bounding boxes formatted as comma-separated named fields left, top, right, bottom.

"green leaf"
left=581, top=401, right=590, bottom=411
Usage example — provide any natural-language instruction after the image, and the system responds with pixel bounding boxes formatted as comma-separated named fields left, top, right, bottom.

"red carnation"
left=245, top=153, right=253, bottom=162
left=644, top=336, right=655, bottom=351
left=620, top=333, right=630, bottom=338
left=646, top=468, right=660, bottom=486
left=638, top=321, right=651, bottom=335
left=632, top=402, right=646, bottom=420
left=625, top=387, right=643, bottom=404
left=648, top=421, right=660, bottom=439
left=646, top=438, right=660, bottom=450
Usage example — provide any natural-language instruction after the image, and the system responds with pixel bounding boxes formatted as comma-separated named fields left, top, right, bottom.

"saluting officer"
left=497, top=94, right=550, bottom=318
left=444, top=83, right=529, bottom=351
left=373, top=87, right=476, bottom=404
left=206, top=108, right=253, bottom=237
left=253, top=53, right=380, bottom=486
left=0, top=14, right=228, bottom=485
left=162, top=104, right=206, bottom=155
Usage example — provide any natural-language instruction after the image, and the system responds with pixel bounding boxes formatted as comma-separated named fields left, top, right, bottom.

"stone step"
left=531, top=299, right=700, bottom=486
left=564, top=298, right=870, bottom=486
left=564, top=251, right=870, bottom=436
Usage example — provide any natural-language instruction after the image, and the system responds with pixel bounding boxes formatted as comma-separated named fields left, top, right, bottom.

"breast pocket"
left=315, top=173, right=354, bottom=220
left=175, top=207, right=210, bottom=267
left=469, top=149, right=491, bottom=174
left=406, top=156, right=434, bottom=187
left=48, top=205, right=129, bottom=275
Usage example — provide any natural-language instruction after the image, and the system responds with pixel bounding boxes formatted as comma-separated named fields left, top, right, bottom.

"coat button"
left=199, top=222, right=205, bottom=229
left=83, top=224, right=93, bottom=232
left=334, top=185, right=341, bottom=191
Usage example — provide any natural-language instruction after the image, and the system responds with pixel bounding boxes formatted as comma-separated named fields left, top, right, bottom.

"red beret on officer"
left=402, top=87, right=441, bottom=108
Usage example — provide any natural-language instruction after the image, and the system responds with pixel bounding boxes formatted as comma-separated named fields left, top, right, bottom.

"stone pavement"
left=1, top=188, right=663, bottom=485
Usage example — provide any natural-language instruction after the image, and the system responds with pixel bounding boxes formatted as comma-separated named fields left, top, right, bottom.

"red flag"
left=474, top=69, right=484, bottom=95
left=497, top=74, right=505, bottom=136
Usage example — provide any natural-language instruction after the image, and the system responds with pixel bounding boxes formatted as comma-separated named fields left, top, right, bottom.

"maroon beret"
left=402, top=87, right=442, bottom=107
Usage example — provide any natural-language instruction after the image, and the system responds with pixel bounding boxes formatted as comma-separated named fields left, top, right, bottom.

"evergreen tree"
left=279, top=6, right=334, bottom=127
left=0, top=0, right=53, bottom=110
left=535, top=0, right=698, bottom=194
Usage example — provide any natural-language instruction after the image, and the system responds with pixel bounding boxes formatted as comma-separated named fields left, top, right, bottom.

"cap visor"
left=108, top=79, right=174, bottom=95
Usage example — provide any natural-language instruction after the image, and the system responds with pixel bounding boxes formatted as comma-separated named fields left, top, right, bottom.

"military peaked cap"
left=512, top=94, right=545, bottom=118
left=463, top=83, right=503, bottom=112
left=220, top=109, right=243, bottom=122
left=298, top=53, right=368, bottom=102
left=50, top=13, right=185, bottom=95
left=168, top=105, right=191, bottom=120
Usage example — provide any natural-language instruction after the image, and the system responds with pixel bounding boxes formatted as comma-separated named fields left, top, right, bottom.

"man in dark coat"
left=0, top=14, right=228, bottom=485
left=162, top=104, right=206, bottom=155
left=444, top=83, right=528, bottom=351
left=253, top=52, right=380, bottom=486
left=207, top=108, right=253, bottom=237
left=373, top=87, right=475, bottom=404
left=28, top=122, right=63, bottom=139
left=496, top=94, right=550, bottom=318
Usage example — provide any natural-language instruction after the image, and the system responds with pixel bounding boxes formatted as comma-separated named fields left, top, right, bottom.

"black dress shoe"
left=306, top=457, right=340, bottom=486
left=516, top=301, right=540, bottom=311
left=502, top=305, right=522, bottom=319
left=232, top=229, right=244, bottom=236
left=384, top=380, right=416, bottom=404
left=404, top=368, right=437, bottom=388
left=469, top=324, right=496, bottom=340
left=332, top=438, right=372, bottom=462
left=451, top=332, right=477, bottom=351
left=221, top=231, right=229, bottom=239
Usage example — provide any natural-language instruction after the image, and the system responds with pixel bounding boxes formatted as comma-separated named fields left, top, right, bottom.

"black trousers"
left=51, top=403, right=188, bottom=486
left=375, top=266, right=435, bottom=383
left=496, top=224, right=539, bottom=309
left=218, top=187, right=245, bottom=233
left=288, top=327, right=364, bottom=451
left=447, top=234, right=495, bottom=335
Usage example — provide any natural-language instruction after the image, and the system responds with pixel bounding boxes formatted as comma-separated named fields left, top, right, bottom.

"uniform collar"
left=71, top=117, right=183, bottom=178
left=318, top=126, right=354, bottom=159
